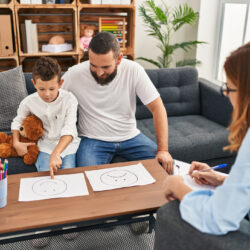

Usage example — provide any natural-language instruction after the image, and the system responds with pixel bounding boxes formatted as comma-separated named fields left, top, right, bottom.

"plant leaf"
left=173, top=41, right=206, bottom=52
left=136, top=57, right=162, bottom=68
left=176, top=59, right=202, bottom=67
left=139, top=4, right=164, bottom=43
left=172, top=3, right=199, bottom=31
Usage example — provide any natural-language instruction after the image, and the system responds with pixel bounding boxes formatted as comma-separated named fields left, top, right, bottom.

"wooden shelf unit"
left=78, top=4, right=135, bottom=62
left=0, top=0, right=135, bottom=71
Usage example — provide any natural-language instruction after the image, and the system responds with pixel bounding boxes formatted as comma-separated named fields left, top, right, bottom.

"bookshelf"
left=0, top=0, right=135, bottom=72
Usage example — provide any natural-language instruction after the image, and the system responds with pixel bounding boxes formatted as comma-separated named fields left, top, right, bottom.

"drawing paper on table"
left=19, top=173, right=89, bottom=202
left=85, top=163, right=156, bottom=191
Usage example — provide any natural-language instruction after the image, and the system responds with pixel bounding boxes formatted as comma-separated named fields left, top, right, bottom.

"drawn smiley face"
left=32, top=179, right=67, bottom=196
left=100, top=170, right=138, bottom=186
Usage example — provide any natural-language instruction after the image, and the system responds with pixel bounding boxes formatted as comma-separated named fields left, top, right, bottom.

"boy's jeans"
left=35, top=152, right=76, bottom=172
left=76, top=133, right=157, bottom=167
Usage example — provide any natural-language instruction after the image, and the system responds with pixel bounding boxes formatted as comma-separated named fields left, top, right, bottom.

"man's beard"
left=90, top=67, right=117, bottom=86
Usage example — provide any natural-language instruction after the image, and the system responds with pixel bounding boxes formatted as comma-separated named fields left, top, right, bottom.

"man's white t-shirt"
left=62, top=59, right=160, bottom=142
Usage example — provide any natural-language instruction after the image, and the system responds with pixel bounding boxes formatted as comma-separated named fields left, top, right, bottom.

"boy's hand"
left=14, top=141, right=35, bottom=156
left=49, top=152, right=62, bottom=179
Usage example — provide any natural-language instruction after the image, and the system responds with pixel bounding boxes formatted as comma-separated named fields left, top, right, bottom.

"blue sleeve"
left=179, top=129, right=250, bottom=235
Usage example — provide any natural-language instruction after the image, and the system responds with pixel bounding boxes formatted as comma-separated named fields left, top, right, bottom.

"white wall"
left=134, top=0, right=201, bottom=69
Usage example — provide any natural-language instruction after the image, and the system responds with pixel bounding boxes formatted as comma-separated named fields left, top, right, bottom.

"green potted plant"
left=138, top=0, right=205, bottom=68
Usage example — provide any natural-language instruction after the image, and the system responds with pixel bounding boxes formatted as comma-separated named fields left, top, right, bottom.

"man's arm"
left=146, top=96, right=173, bottom=173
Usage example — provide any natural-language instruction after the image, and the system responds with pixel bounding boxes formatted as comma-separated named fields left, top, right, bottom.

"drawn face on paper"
left=100, top=170, right=138, bottom=186
left=32, top=179, right=67, bottom=196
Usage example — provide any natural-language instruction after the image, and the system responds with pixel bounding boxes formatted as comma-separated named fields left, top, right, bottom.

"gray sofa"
left=154, top=200, right=250, bottom=250
left=3, top=66, right=235, bottom=175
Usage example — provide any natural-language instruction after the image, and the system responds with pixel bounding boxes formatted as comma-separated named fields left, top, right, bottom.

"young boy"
left=11, top=57, right=80, bottom=178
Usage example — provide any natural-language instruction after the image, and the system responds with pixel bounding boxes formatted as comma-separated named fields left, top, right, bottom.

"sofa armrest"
left=199, top=78, right=233, bottom=127
left=154, top=200, right=250, bottom=250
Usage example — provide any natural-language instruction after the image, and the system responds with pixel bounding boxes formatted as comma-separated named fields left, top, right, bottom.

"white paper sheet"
left=173, top=160, right=217, bottom=191
left=19, top=173, right=89, bottom=202
left=85, top=163, right=156, bottom=191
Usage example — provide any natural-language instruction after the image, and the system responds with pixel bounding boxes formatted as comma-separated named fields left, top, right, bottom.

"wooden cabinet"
left=0, top=0, right=135, bottom=71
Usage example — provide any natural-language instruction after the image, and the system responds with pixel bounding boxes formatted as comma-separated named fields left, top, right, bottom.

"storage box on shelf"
left=0, top=5, right=19, bottom=70
left=78, top=3, right=135, bottom=63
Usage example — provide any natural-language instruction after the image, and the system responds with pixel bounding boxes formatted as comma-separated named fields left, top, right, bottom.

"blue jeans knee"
left=35, top=152, right=76, bottom=172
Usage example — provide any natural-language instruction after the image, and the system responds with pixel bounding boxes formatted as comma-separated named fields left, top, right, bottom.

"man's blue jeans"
left=76, top=133, right=157, bottom=167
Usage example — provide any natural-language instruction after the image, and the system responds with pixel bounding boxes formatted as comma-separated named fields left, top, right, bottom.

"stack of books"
left=20, top=20, right=39, bottom=53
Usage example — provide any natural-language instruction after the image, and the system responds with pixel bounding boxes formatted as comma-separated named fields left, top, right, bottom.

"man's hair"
left=32, top=57, right=61, bottom=82
left=88, top=32, right=120, bottom=58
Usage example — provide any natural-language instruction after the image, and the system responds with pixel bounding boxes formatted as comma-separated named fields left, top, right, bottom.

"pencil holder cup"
left=0, top=178, right=7, bottom=208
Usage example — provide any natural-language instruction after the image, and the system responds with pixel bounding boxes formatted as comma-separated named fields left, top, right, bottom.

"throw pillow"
left=0, top=66, right=28, bottom=132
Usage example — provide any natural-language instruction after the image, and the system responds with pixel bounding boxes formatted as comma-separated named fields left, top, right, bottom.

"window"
left=216, top=0, right=250, bottom=81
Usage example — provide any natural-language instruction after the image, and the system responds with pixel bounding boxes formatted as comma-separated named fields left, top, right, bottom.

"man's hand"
left=13, top=141, right=35, bottom=156
left=156, top=151, right=173, bottom=174
left=49, top=152, right=62, bottom=179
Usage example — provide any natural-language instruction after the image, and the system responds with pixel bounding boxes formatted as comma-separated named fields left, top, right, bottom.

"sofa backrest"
left=24, top=73, right=36, bottom=95
left=136, top=66, right=200, bottom=119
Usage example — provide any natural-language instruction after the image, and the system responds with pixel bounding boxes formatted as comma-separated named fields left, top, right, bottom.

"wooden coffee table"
left=0, top=159, right=168, bottom=244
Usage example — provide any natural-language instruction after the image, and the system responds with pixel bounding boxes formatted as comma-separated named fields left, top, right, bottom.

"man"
left=62, top=32, right=173, bottom=173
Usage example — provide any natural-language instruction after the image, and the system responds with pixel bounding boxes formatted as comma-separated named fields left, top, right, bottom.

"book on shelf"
left=90, top=0, right=101, bottom=3
left=101, top=0, right=113, bottom=4
left=31, top=23, right=39, bottom=53
left=31, top=0, right=42, bottom=3
left=20, top=0, right=30, bottom=3
left=42, top=43, right=73, bottom=53
left=24, top=20, right=39, bottom=53
left=25, top=20, right=33, bottom=53
left=20, top=23, right=27, bottom=53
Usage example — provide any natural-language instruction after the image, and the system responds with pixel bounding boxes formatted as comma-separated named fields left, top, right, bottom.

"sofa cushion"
left=0, top=66, right=28, bottom=132
left=136, top=67, right=200, bottom=119
left=137, top=115, right=232, bottom=163
left=7, top=158, right=37, bottom=175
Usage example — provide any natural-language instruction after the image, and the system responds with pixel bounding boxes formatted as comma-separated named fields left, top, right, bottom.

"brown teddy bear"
left=0, top=115, right=43, bottom=165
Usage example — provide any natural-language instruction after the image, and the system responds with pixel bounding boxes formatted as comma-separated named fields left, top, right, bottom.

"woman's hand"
left=189, top=161, right=225, bottom=186
left=163, top=175, right=191, bottom=201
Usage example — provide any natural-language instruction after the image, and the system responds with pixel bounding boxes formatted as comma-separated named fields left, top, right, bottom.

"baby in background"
left=11, top=56, right=80, bottom=178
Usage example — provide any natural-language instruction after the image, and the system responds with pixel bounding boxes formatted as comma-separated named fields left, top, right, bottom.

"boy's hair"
left=88, top=32, right=120, bottom=59
left=32, top=57, right=61, bottom=82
